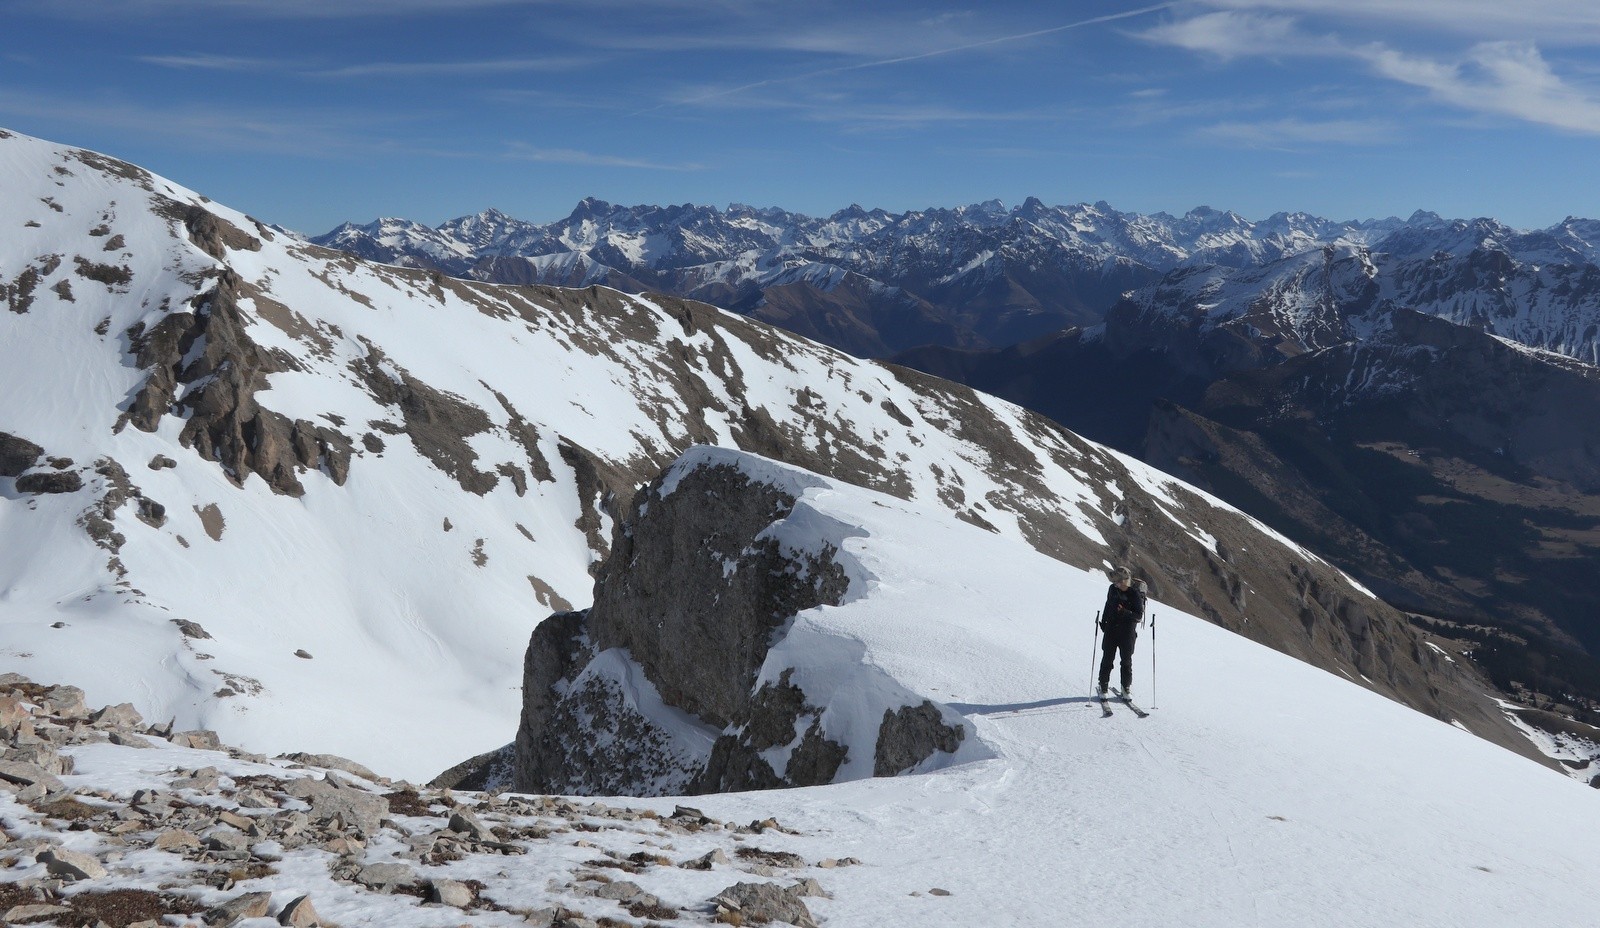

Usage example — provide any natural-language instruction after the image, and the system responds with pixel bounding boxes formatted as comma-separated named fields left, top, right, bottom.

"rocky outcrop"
left=119, top=270, right=352, bottom=496
left=0, top=431, right=42, bottom=476
left=513, top=451, right=967, bottom=796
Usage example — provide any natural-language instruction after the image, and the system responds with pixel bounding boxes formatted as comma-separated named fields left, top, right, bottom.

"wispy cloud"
left=0, top=90, right=433, bottom=157
left=136, top=54, right=293, bottom=72
left=1136, top=10, right=1335, bottom=60
left=312, top=58, right=589, bottom=79
left=1196, top=117, right=1395, bottom=146
left=637, top=3, right=1175, bottom=115
left=1359, top=40, right=1600, bottom=134
left=27, top=0, right=539, bottom=19
left=136, top=52, right=591, bottom=80
left=1192, top=1, right=1600, bottom=44
left=499, top=142, right=703, bottom=170
left=1140, top=6, right=1600, bottom=135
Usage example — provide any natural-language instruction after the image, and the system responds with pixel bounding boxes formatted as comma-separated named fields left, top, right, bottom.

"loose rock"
left=40, top=846, right=108, bottom=881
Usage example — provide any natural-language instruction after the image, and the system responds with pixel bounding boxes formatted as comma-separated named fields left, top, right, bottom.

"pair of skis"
left=1099, top=688, right=1149, bottom=718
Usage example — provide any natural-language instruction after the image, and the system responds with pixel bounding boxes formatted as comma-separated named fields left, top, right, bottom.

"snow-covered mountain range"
left=899, top=241, right=1600, bottom=714
left=0, top=124, right=1564, bottom=789
left=314, top=199, right=1600, bottom=367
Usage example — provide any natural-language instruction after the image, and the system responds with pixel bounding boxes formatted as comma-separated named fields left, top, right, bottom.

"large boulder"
left=512, top=448, right=969, bottom=796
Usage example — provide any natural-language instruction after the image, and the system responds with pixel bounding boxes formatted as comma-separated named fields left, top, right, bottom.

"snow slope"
left=571, top=448, right=1600, bottom=924
left=27, top=447, right=1600, bottom=928
left=0, top=126, right=1555, bottom=791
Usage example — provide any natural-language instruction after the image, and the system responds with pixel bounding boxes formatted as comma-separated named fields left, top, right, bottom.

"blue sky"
left=4, top=0, right=1599, bottom=233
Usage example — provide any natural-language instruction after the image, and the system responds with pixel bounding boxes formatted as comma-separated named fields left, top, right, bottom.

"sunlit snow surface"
left=30, top=448, right=1600, bottom=927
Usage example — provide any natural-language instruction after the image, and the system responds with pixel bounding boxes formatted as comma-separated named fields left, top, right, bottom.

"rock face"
left=515, top=451, right=966, bottom=796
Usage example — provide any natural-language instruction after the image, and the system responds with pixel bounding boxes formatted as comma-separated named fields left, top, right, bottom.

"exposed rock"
left=147, top=454, right=177, bottom=470
left=680, top=848, right=729, bottom=870
left=39, top=846, right=107, bottom=881
left=354, top=862, right=418, bottom=892
left=171, top=730, right=222, bottom=750
left=204, top=890, right=272, bottom=926
left=284, top=776, right=386, bottom=837
left=447, top=808, right=497, bottom=842
left=15, top=470, right=83, bottom=494
left=514, top=458, right=853, bottom=797
left=120, top=271, right=352, bottom=496
left=711, top=881, right=818, bottom=928
left=171, top=619, right=212, bottom=640
left=0, top=431, right=43, bottom=477
left=89, top=703, right=143, bottom=730
left=4, top=903, right=72, bottom=922
left=279, top=752, right=382, bottom=783
left=428, top=743, right=513, bottom=791
left=0, top=694, right=31, bottom=732
left=277, top=894, right=321, bottom=927
left=155, top=829, right=201, bottom=851
left=874, top=700, right=965, bottom=777
left=427, top=878, right=474, bottom=907
left=0, top=760, right=65, bottom=793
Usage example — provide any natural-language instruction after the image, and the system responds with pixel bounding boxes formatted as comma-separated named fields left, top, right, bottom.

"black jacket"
left=1102, top=583, right=1146, bottom=636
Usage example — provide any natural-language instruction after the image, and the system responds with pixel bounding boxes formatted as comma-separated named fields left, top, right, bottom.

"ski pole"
left=1089, top=610, right=1100, bottom=693
left=1151, top=613, right=1157, bottom=709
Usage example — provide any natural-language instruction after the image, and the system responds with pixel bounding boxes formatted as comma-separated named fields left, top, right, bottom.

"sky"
left=3, top=0, right=1599, bottom=234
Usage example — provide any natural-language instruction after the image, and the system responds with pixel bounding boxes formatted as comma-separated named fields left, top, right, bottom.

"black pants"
left=1099, top=624, right=1137, bottom=691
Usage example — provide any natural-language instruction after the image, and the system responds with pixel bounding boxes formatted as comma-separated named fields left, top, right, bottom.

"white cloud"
left=1135, top=11, right=1337, bottom=60
left=1194, top=1, right=1600, bottom=44
left=1143, top=7, right=1600, bottom=136
left=500, top=143, right=703, bottom=170
left=1196, top=117, right=1394, bottom=146
left=313, top=58, right=589, bottom=79
left=1359, top=40, right=1600, bottom=134
left=137, top=54, right=291, bottom=72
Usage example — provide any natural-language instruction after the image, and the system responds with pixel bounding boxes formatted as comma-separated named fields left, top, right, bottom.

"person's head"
left=1111, top=566, right=1131, bottom=588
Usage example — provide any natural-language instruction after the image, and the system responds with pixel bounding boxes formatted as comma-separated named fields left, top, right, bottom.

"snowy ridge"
left=3, top=126, right=1486, bottom=783
left=8, top=593, right=1600, bottom=928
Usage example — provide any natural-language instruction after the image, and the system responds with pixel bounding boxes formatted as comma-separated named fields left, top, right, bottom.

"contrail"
left=634, top=2, right=1175, bottom=116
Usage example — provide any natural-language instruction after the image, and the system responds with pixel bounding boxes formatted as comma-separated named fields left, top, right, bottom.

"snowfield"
left=11, top=447, right=1600, bottom=928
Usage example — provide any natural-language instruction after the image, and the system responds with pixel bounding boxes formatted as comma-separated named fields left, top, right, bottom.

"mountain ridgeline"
left=319, top=199, right=1600, bottom=716
left=0, top=126, right=1564, bottom=784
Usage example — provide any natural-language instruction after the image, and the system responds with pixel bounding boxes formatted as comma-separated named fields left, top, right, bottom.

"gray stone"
left=154, top=829, right=200, bottom=851
left=595, top=880, right=646, bottom=902
left=108, top=731, right=155, bottom=748
left=711, top=881, right=818, bottom=928
left=283, top=776, right=385, bottom=837
left=172, top=730, right=222, bottom=750
left=39, top=847, right=107, bottom=881
left=90, top=702, right=143, bottom=730
left=0, top=432, right=44, bottom=477
left=874, top=700, right=965, bottom=777
left=0, top=760, right=65, bottom=792
left=513, top=461, right=850, bottom=797
left=427, top=877, right=474, bottom=907
left=355, top=862, right=417, bottom=892
left=447, top=808, right=497, bottom=842
left=5, top=744, right=70, bottom=776
left=680, top=847, right=729, bottom=870
left=277, top=894, right=321, bottom=927
left=4, top=903, right=73, bottom=922
left=205, top=891, right=272, bottom=925
left=41, top=686, right=88, bottom=718
left=204, top=828, right=250, bottom=852
left=15, top=471, right=83, bottom=494
left=0, top=693, right=29, bottom=732
left=279, top=752, right=383, bottom=783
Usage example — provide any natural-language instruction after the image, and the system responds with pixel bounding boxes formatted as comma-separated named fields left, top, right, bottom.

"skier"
left=1098, top=566, right=1147, bottom=700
